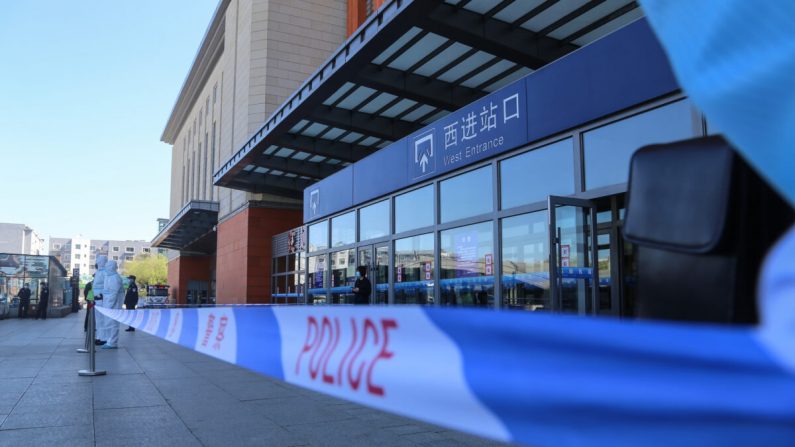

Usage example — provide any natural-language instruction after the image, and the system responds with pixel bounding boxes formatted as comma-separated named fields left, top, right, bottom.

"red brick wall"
left=346, top=0, right=386, bottom=37
left=216, top=207, right=302, bottom=304
left=167, top=256, right=211, bottom=305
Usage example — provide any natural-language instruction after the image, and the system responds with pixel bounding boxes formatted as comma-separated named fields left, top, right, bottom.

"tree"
left=122, top=254, right=167, bottom=296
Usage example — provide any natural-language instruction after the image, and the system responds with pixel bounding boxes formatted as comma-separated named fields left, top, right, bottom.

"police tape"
left=95, top=305, right=795, bottom=447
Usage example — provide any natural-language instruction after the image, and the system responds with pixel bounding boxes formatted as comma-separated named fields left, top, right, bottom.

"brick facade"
left=216, top=206, right=301, bottom=304
left=167, top=255, right=212, bottom=305
left=161, top=0, right=350, bottom=304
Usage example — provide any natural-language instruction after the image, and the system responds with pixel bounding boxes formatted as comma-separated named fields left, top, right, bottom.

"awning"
left=214, top=0, right=643, bottom=197
left=151, top=201, right=219, bottom=254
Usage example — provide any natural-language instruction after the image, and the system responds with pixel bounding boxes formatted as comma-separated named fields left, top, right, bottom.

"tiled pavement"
left=0, top=311, right=512, bottom=446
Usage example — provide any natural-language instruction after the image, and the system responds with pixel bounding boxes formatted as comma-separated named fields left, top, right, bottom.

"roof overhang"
left=214, top=0, right=643, bottom=195
left=151, top=201, right=219, bottom=254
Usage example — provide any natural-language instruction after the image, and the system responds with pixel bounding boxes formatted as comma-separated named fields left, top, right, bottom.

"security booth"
left=0, top=253, right=71, bottom=318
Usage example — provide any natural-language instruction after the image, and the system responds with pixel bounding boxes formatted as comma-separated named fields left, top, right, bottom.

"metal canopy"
left=151, top=201, right=219, bottom=254
left=214, top=0, right=643, bottom=195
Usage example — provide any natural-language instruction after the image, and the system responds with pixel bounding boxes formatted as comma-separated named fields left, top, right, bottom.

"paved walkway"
left=0, top=311, right=511, bottom=447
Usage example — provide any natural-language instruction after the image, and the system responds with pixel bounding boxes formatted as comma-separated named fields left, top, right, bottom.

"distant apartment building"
left=0, top=223, right=46, bottom=255
left=49, top=236, right=165, bottom=276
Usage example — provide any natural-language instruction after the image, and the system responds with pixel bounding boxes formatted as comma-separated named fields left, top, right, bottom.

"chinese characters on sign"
left=410, top=80, right=526, bottom=182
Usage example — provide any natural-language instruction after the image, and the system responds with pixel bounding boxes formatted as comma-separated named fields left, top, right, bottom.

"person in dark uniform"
left=35, top=281, right=49, bottom=320
left=83, top=278, right=93, bottom=333
left=352, top=266, right=371, bottom=305
left=17, top=283, right=31, bottom=318
left=124, top=275, right=139, bottom=331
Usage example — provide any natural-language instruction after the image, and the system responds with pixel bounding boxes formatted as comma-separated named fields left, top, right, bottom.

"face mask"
left=355, top=272, right=361, bottom=279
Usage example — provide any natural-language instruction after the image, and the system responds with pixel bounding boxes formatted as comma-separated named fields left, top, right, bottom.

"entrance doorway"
left=548, top=196, right=599, bottom=315
left=593, top=194, right=638, bottom=318
left=186, top=280, right=210, bottom=305
left=357, top=244, right=389, bottom=304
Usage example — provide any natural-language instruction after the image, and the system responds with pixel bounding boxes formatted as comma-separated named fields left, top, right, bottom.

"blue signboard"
left=408, top=128, right=437, bottom=181
left=406, top=80, right=527, bottom=184
left=353, top=139, right=407, bottom=205
left=303, top=20, right=678, bottom=223
left=525, top=19, right=678, bottom=143
left=303, top=165, right=354, bottom=222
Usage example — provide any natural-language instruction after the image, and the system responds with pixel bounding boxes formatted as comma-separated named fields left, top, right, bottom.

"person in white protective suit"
left=100, top=260, right=123, bottom=349
left=93, top=255, right=108, bottom=345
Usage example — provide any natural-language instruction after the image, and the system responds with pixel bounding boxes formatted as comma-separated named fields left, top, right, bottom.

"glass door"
left=548, top=196, right=599, bottom=315
left=357, top=244, right=390, bottom=305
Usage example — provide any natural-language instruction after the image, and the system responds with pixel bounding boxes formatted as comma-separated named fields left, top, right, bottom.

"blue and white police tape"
left=96, top=302, right=795, bottom=447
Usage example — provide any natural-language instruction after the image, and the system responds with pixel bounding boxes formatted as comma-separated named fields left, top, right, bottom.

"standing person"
left=352, top=266, right=371, bottom=305
left=35, top=281, right=49, bottom=320
left=100, top=260, right=122, bottom=349
left=93, top=256, right=108, bottom=346
left=124, top=275, right=138, bottom=332
left=17, top=283, right=31, bottom=318
left=83, top=278, right=93, bottom=333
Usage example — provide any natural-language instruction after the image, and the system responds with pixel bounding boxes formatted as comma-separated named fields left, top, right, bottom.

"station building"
left=156, top=0, right=709, bottom=315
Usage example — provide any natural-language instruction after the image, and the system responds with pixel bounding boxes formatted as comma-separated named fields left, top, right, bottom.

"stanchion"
left=78, top=302, right=106, bottom=376
left=76, top=308, right=90, bottom=353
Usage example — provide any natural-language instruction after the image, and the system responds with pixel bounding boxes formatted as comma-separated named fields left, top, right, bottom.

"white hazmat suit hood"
left=98, top=259, right=123, bottom=348
left=94, top=255, right=108, bottom=296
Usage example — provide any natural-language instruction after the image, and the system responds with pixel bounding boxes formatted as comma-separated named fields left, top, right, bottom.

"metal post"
left=76, top=320, right=90, bottom=354
left=78, top=302, right=106, bottom=376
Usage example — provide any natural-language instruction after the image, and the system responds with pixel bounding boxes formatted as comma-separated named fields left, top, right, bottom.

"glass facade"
left=501, top=138, right=574, bottom=209
left=395, top=185, right=433, bottom=233
left=501, top=211, right=549, bottom=311
left=330, top=249, right=355, bottom=304
left=331, top=211, right=355, bottom=247
left=393, top=233, right=434, bottom=305
left=307, top=254, right=326, bottom=304
left=440, top=222, right=494, bottom=307
left=293, top=96, right=699, bottom=315
left=440, top=166, right=493, bottom=223
left=271, top=252, right=303, bottom=303
left=308, top=220, right=328, bottom=252
left=358, top=200, right=389, bottom=241
left=584, top=99, right=697, bottom=190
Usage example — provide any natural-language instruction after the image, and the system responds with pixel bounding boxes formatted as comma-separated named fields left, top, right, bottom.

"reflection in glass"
left=554, top=205, right=593, bottom=314
left=500, top=139, right=574, bottom=209
left=394, top=233, right=434, bottom=305
left=597, top=232, right=612, bottom=313
left=308, top=220, right=328, bottom=252
left=584, top=100, right=696, bottom=189
left=307, top=255, right=327, bottom=304
left=331, top=211, right=355, bottom=247
left=501, top=211, right=549, bottom=311
left=330, top=249, right=356, bottom=304
left=440, top=166, right=493, bottom=223
left=395, top=185, right=434, bottom=233
left=440, top=222, right=494, bottom=307
left=359, top=200, right=390, bottom=241
left=357, top=245, right=389, bottom=305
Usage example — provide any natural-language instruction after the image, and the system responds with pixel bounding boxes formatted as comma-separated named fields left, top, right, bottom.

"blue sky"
left=0, top=0, right=218, bottom=243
